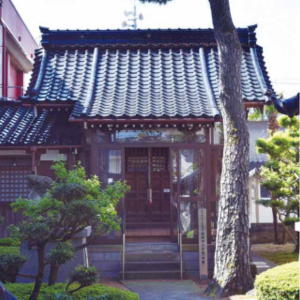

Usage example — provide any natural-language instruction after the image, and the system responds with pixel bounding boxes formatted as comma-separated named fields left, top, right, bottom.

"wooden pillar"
left=67, top=148, right=76, bottom=169
left=31, top=147, right=37, bottom=174
left=90, top=130, right=98, bottom=176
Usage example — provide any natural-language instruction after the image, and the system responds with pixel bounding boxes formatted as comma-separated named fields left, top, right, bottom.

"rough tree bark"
left=205, top=0, right=253, bottom=297
left=48, top=263, right=59, bottom=286
left=271, top=205, right=280, bottom=244
left=268, top=112, right=281, bottom=244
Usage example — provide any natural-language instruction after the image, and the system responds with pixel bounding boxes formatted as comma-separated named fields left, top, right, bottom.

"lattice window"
left=127, top=156, right=148, bottom=172
left=126, top=148, right=148, bottom=173
left=0, top=159, right=31, bottom=202
left=152, top=156, right=166, bottom=172
left=152, top=148, right=168, bottom=172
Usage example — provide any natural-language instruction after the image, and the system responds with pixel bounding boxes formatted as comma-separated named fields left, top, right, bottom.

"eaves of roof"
left=39, top=25, right=258, bottom=49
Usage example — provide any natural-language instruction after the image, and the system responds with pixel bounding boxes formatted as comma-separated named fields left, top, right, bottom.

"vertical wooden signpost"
left=198, top=204, right=208, bottom=278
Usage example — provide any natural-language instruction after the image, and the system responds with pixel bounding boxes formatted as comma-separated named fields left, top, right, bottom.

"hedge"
left=0, top=246, right=20, bottom=255
left=0, top=237, right=21, bottom=256
left=255, top=261, right=299, bottom=300
left=5, top=283, right=140, bottom=300
left=0, top=237, right=21, bottom=247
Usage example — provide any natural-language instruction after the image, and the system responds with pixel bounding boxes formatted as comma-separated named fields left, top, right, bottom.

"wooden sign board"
left=198, top=206, right=208, bottom=278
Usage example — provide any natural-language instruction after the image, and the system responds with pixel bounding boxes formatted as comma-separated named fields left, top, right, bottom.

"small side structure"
left=0, top=25, right=277, bottom=280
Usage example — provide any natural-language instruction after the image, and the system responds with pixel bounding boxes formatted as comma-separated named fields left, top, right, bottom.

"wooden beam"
left=0, top=145, right=83, bottom=150
left=69, top=117, right=218, bottom=124
left=22, top=103, right=74, bottom=108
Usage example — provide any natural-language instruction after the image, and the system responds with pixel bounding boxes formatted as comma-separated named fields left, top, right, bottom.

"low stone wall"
left=18, top=238, right=86, bottom=283
left=250, top=223, right=296, bottom=244
left=183, top=250, right=199, bottom=278
left=88, top=245, right=121, bottom=279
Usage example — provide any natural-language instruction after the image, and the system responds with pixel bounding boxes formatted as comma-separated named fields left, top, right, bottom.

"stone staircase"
left=123, top=242, right=181, bottom=279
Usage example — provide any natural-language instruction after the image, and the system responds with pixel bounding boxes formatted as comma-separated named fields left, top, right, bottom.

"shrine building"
left=0, top=25, right=275, bottom=279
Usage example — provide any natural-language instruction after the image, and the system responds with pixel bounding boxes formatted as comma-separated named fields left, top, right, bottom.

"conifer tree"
left=257, top=116, right=300, bottom=251
left=140, top=0, right=252, bottom=297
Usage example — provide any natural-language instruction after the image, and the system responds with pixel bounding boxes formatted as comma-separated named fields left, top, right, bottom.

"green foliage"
left=255, top=262, right=299, bottom=300
left=0, top=237, right=23, bottom=282
left=5, top=283, right=139, bottom=300
left=257, top=251, right=298, bottom=265
left=9, top=161, right=129, bottom=298
left=46, top=294, right=74, bottom=300
left=0, top=237, right=21, bottom=247
left=66, top=266, right=98, bottom=293
left=0, top=253, right=26, bottom=282
left=0, top=246, right=20, bottom=255
left=10, top=161, right=128, bottom=244
left=256, top=116, right=300, bottom=225
left=11, top=162, right=129, bottom=244
left=47, top=242, right=75, bottom=265
left=248, top=104, right=277, bottom=121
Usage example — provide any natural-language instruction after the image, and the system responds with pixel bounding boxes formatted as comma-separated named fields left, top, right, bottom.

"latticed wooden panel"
left=151, top=148, right=168, bottom=173
left=0, top=159, right=32, bottom=202
left=126, top=148, right=148, bottom=173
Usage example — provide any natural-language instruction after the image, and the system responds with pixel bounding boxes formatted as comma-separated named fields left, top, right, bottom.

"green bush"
left=0, top=246, right=20, bottom=255
left=47, top=242, right=75, bottom=265
left=0, top=237, right=21, bottom=247
left=0, top=253, right=26, bottom=282
left=67, top=266, right=98, bottom=293
left=255, top=261, right=300, bottom=300
left=5, top=283, right=140, bottom=300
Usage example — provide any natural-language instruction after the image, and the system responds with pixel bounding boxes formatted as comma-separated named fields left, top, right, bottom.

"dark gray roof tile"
left=22, top=28, right=274, bottom=119
left=0, top=104, right=81, bottom=145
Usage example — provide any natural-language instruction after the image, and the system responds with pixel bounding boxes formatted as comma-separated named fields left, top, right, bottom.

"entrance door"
left=125, top=148, right=170, bottom=223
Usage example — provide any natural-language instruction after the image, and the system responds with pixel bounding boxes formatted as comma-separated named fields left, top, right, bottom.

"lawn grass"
left=252, top=243, right=299, bottom=265
left=0, top=246, right=20, bottom=255
left=256, top=251, right=298, bottom=265
left=5, top=283, right=139, bottom=300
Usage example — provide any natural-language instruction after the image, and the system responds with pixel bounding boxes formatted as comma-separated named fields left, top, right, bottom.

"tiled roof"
left=39, top=26, right=257, bottom=49
left=23, top=27, right=274, bottom=119
left=0, top=103, right=81, bottom=145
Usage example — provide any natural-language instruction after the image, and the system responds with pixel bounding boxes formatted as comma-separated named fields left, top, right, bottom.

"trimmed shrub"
left=0, top=246, right=20, bottom=255
left=66, top=266, right=98, bottom=293
left=0, top=253, right=26, bottom=282
left=255, top=261, right=299, bottom=300
left=47, top=243, right=74, bottom=265
left=5, top=283, right=139, bottom=300
left=0, top=237, right=21, bottom=247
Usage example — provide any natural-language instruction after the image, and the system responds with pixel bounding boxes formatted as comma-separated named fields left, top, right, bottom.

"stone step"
left=126, top=222, right=170, bottom=229
left=124, top=270, right=181, bottom=280
left=126, top=236, right=171, bottom=243
left=88, top=245, right=121, bottom=252
left=126, top=251, right=179, bottom=262
left=126, top=242, right=178, bottom=253
left=125, top=261, right=180, bottom=272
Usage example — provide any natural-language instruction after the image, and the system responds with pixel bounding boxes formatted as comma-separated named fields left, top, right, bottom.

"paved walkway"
left=123, top=280, right=212, bottom=300
left=251, top=253, right=276, bottom=274
left=122, top=255, right=275, bottom=300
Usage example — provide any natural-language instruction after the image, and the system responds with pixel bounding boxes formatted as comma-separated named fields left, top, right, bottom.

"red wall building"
left=0, top=0, right=37, bottom=98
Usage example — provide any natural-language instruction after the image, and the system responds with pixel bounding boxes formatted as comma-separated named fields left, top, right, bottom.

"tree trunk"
left=30, top=245, right=46, bottom=300
left=205, top=0, right=253, bottom=297
left=294, top=230, right=299, bottom=253
left=48, top=263, right=60, bottom=286
left=271, top=205, right=280, bottom=244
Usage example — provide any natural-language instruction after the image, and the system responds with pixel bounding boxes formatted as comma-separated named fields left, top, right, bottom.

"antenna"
left=122, top=0, right=144, bottom=29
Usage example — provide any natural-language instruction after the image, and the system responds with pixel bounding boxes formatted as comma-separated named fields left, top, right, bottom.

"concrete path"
left=251, top=253, right=276, bottom=274
left=123, top=280, right=212, bottom=300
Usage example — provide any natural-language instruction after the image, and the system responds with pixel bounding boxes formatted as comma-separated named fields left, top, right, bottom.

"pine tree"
left=257, top=116, right=300, bottom=251
left=139, top=0, right=252, bottom=296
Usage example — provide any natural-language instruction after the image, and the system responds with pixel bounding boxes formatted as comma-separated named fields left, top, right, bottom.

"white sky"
left=13, top=0, right=300, bottom=98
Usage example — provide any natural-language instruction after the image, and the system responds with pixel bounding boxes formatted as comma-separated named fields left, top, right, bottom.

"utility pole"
left=122, top=0, right=143, bottom=29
